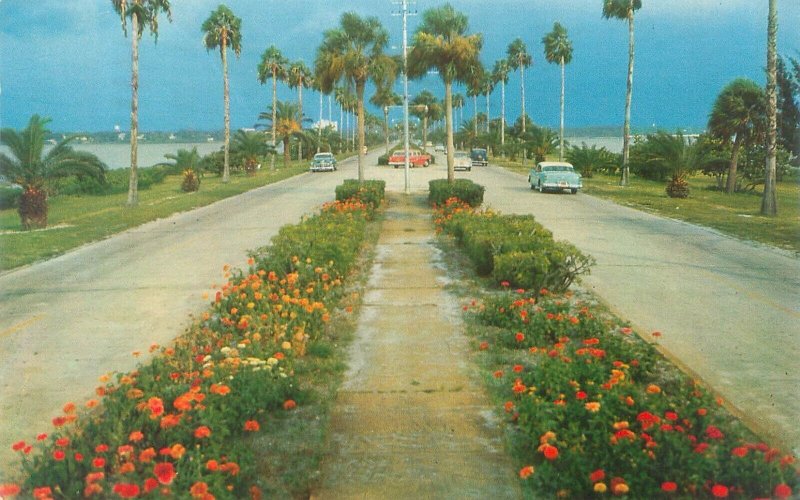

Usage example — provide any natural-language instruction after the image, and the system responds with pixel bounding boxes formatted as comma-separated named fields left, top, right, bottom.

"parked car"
left=528, top=161, right=582, bottom=194
left=470, top=148, right=488, bottom=167
left=434, top=144, right=446, bottom=153
left=453, top=151, right=472, bottom=171
left=388, top=149, right=431, bottom=168
left=310, top=152, right=337, bottom=172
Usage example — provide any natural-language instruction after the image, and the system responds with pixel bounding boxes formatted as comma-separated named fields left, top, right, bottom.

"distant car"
left=388, top=149, right=431, bottom=168
left=310, top=152, right=337, bottom=172
left=529, top=161, right=582, bottom=194
left=470, top=148, right=488, bottom=167
left=434, top=144, right=446, bottom=153
left=453, top=151, right=472, bottom=171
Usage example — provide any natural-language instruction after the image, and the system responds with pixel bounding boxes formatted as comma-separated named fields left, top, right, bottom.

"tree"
left=452, top=92, right=465, bottom=132
left=566, top=143, right=618, bottom=178
left=776, top=57, right=800, bottom=156
left=315, top=12, right=392, bottom=183
left=708, top=78, right=766, bottom=194
left=411, top=90, right=440, bottom=151
left=0, top=115, right=106, bottom=229
left=258, top=46, right=288, bottom=168
left=370, top=85, right=401, bottom=154
left=603, top=0, right=643, bottom=186
left=162, top=147, right=201, bottom=174
left=480, top=72, right=495, bottom=134
left=466, top=75, right=483, bottom=139
left=761, top=0, right=778, bottom=215
left=408, top=3, right=483, bottom=183
left=202, top=4, right=242, bottom=183
left=258, top=101, right=302, bottom=167
left=112, top=0, right=172, bottom=206
left=492, top=59, right=511, bottom=148
left=542, top=22, right=573, bottom=161
left=287, top=60, right=313, bottom=161
left=507, top=38, right=532, bottom=134
left=232, top=130, right=272, bottom=173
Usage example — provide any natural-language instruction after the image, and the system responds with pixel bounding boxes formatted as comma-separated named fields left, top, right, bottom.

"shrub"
left=665, top=175, right=690, bottom=198
left=181, top=169, right=201, bottom=192
left=0, top=185, right=21, bottom=209
left=335, top=179, right=386, bottom=210
left=493, top=241, right=595, bottom=293
left=429, top=179, right=485, bottom=207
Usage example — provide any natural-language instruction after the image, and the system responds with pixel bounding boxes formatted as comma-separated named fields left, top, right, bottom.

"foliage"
left=0, top=185, right=21, bottom=210
left=463, top=287, right=797, bottom=499
left=629, top=131, right=697, bottom=182
left=428, top=179, right=485, bottom=207
left=231, top=130, right=272, bottom=174
left=566, top=143, right=619, bottom=177
left=181, top=169, right=200, bottom=192
left=5, top=184, right=377, bottom=498
left=665, top=175, right=690, bottom=198
left=334, top=179, right=386, bottom=211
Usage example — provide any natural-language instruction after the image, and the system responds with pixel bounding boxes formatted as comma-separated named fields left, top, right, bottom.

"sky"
left=0, top=0, right=798, bottom=134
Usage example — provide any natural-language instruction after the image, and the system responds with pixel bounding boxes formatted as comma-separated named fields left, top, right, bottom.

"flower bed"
left=433, top=200, right=797, bottom=499
left=1, top=184, right=384, bottom=499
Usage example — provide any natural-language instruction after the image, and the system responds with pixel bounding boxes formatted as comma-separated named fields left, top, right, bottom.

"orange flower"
left=190, top=481, right=210, bottom=498
left=33, top=486, right=53, bottom=499
left=774, top=484, right=792, bottom=499
left=85, top=399, right=99, bottom=408
left=117, top=462, right=135, bottom=474
left=585, top=402, right=601, bottom=412
left=146, top=397, right=164, bottom=418
left=144, top=478, right=159, bottom=493
left=170, top=444, right=186, bottom=460
left=646, top=384, right=661, bottom=394
left=244, top=420, right=260, bottom=432
left=283, top=399, right=297, bottom=410
left=160, top=413, right=182, bottom=429
left=112, top=483, right=140, bottom=498
left=154, top=462, right=177, bottom=485
left=129, top=431, right=144, bottom=442
left=519, top=465, right=535, bottom=479
left=139, top=447, right=157, bottom=463
left=0, top=483, right=21, bottom=498
left=206, top=459, right=219, bottom=471
left=194, top=426, right=212, bottom=439
left=62, top=402, right=76, bottom=414
left=540, top=444, right=559, bottom=460
left=221, top=461, right=240, bottom=476
left=210, top=384, right=231, bottom=396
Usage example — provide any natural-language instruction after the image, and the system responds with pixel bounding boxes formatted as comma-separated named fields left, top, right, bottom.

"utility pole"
left=393, top=0, right=416, bottom=194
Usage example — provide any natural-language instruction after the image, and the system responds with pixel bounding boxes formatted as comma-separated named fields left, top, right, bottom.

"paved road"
left=364, top=162, right=800, bottom=455
left=0, top=151, right=379, bottom=477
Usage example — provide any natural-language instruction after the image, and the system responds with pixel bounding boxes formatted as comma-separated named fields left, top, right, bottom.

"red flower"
left=146, top=397, right=164, bottom=418
left=92, top=457, right=106, bottom=468
left=190, top=481, right=209, bottom=498
left=515, top=332, right=525, bottom=342
left=74, top=452, right=84, bottom=461
left=244, top=420, right=260, bottom=432
left=52, top=450, right=66, bottom=461
left=589, top=469, right=605, bottom=483
left=664, top=411, right=678, bottom=421
left=576, top=391, right=587, bottom=400
left=512, top=364, right=523, bottom=373
left=705, top=425, right=724, bottom=440
left=206, top=459, right=219, bottom=471
left=711, top=484, right=729, bottom=498
left=661, top=482, right=678, bottom=493
left=541, top=444, right=559, bottom=460
left=478, top=341, right=489, bottom=350
left=0, top=483, right=22, bottom=497
left=154, top=462, right=176, bottom=485
left=143, top=478, right=159, bottom=493
left=518, top=465, right=534, bottom=479
left=55, top=437, right=70, bottom=447
left=774, top=484, right=792, bottom=499
left=731, top=446, right=748, bottom=458
left=36, top=433, right=48, bottom=441
left=33, top=486, right=53, bottom=499
left=11, top=441, right=26, bottom=452
left=112, top=483, right=140, bottom=498
left=194, top=426, right=212, bottom=439
left=95, top=444, right=109, bottom=453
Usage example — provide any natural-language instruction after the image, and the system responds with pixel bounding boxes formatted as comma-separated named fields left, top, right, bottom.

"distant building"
left=314, top=119, right=337, bottom=131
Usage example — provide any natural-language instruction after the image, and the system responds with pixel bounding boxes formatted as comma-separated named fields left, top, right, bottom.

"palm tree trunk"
left=222, top=35, right=230, bottom=183
left=318, top=91, right=323, bottom=153
left=559, top=57, right=565, bottom=161
left=383, top=107, right=390, bottom=154
left=422, top=115, right=428, bottom=151
left=620, top=6, right=635, bottom=186
left=761, top=0, right=778, bottom=215
left=356, top=82, right=366, bottom=183
left=445, top=82, right=455, bottom=183
left=127, top=15, right=140, bottom=206
left=298, top=85, right=304, bottom=161
left=270, top=70, right=277, bottom=170
left=472, top=94, right=478, bottom=138
left=283, top=137, right=290, bottom=167
left=726, top=135, right=742, bottom=194
left=501, top=81, right=505, bottom=147
left=520, top=65, right=526, bottom=133
left=485, top=91, right=490, bottom=134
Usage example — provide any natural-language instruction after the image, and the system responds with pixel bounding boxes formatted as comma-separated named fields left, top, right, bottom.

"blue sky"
left=1, top=0, right=798, bottom=133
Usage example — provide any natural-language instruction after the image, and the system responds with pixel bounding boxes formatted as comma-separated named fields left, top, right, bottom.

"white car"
left=453, top=151, right=472, bottom=171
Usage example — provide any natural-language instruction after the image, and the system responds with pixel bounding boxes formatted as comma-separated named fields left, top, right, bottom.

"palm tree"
left=370, top=85, right=402, bottom=154
left=411, top=90, right=440, bottom=151
left=0, top=115, right=106, bottom=229
left=762, top=0, right=778, bottom=215
left=162, top=147, right=201, bottom=174
left=507, top=38, right=532, bottom=133
left=492, top=59, right=511, bottom=148
left=315, top=12, right=393, bottom=183
left=481, top=72, right=495, bottom=134
left=112, top=0, right=172, bottom=206
left=287, top=60, right=312, bottom=161
left=408, top=3, right=483, bottom=182
left=258, top=101, right=302, bottom=168
left=566, top=143, right=618, bottom=178
left=542, top=22, right=573, bottom=161
left=201, top=4, right=242, bottom=184
left=708, top=78, right=767, bottom=194
left=258, top=46, right=288, bottom=168
left=232, top=130, right=272, bottom=173
left=602, top=0, right=642, bottom=186
left=466, top=78, right=482, bottom=139
left=452, top=92, right=465, bottom=131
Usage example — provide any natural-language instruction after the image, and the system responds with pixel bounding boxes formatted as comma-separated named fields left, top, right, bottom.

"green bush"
left=493, top=241, right=595, bottom=293
left=428, top=179, right=485, bottom=207
left=0, top=185, right=22, bottom=209
left=335, top=179, right=386, bottom=209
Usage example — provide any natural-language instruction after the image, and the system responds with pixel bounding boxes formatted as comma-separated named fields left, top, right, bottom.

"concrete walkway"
left=313, top=193, right=520, bottom=499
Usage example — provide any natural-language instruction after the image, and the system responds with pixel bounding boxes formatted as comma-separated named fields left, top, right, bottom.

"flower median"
left=2, top=181, right=385, bottom=499
left=433, top=197, right=797, bottom=499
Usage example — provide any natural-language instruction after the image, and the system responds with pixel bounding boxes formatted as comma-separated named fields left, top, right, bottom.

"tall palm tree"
left=287, top=60, right=312, bottom=161
left=507, top=38, right=532, bottom=133
left=315, top=12, right=393, bottom=183
left=542, top=22, right=574, bottom=161
left=466, top=77, right=482, bottom=139
left=492, top=59, right=511, bottom=148
left=112, top=0, right=172, bottom=206
left=370, top=85, right=402, bottom=154
left=408, top=3, right=483, bottom=182
left=761, top=0, right=778, bottom=215
left=411, top=90, right=439, bottom=151
left=201, top=4, right=242, bottom=184
left=708, top=78, right=767, bottom=194
left=452, top=92, right=465, bottom=131
left=258, top=101, right=302, bottom=168
left=0, top=115, right=106, bottom=229
left=257, top=46, right=288, bottom=168
left=481, top=72, right=495, bottom=134
left=602, top=0, right=642, bottom=186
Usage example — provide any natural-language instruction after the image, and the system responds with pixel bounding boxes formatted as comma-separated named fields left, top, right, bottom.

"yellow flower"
left=594, top=482, right=607, bottom=493
left=585, top=402, right=601, bottom=412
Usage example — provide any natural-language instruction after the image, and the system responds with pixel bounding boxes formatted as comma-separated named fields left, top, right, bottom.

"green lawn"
left=492, top=157, right=800, bottom=253
left=0, top=164, right=308, bottom=271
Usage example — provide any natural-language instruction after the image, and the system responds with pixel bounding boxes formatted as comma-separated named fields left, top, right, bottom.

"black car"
left=470, top=148, right=488, bottom=167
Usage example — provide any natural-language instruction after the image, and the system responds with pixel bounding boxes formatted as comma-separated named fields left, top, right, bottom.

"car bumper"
left=310, top=164, right=336, bottom=172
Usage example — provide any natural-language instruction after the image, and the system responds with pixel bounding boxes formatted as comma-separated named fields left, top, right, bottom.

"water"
left=563, top=136, right=624, bottom=154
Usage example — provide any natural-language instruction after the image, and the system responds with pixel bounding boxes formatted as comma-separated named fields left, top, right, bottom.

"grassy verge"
left=0, top=164, right=309, bottom=271
left=491, top=157, right=800, bottom=253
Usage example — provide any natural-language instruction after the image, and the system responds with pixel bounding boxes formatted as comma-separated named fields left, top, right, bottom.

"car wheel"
left=537, top=182, right=543, bottom=193
left=571, top=188, right=577, bottom=194
left=424, top=161, right=430, bottom=167
left=468, top=167, right=471, bottom=171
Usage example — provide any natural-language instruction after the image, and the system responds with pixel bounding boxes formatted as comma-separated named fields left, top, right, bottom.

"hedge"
left=334, top=179, right=386, bottom=210
left=428, top=179, right=485, bottom=208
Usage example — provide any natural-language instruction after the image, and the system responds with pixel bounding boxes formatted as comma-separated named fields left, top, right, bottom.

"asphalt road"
left=0, top=151, right=375, bottom=477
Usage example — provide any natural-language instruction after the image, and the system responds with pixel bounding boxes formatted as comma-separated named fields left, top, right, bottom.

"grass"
left=0, top=163, right=309, bottom=271
left=491, top=156, right=800, bottom=253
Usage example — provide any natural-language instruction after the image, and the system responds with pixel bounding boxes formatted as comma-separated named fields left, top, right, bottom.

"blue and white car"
left=529, top=161, right=582, bottom=194
left=310, top=152, right=337, bottom=172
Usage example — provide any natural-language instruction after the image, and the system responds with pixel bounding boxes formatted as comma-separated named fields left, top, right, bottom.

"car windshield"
left=454, top=152, right=469, bottom=158
left=314, top=154, right=333, bottom=160
left=543, top=166, right=573, bottom=172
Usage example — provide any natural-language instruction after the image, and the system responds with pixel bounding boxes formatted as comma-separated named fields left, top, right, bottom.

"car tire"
left=424, top=161, right=429, bottom=167
left=571, top=189, right=577, bottom=194
left=537, top=182, right=543, bottom=193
